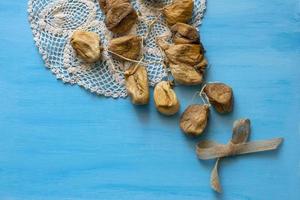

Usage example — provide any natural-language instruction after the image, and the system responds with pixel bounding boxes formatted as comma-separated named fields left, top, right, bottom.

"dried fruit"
left=108, top=35, right=142, bottom=60
left=169, top=63, right=203, bottom=85
left=203, top=83, right=233, bottom=113
left=161, top=42, right=206, bottom=85
left=171, top=23, right=199, bottom=44
left=196, top=57, right=208, bottom=70
left=157, top=37, right=207, bottom=85
left=163, top=0, right=194, bottom=26
left=124, top=64, right=149, bottom=105
left=165, top=44, right=204, bottom=67
left=70, top=30, right=102, bottom=63
left=99, top=0, right=128, bottom=14
left=180, top=104, right=209, bottom=136
left=100, top=0, right=138, bottom=34
left=154, top=81, right=179, bottom=115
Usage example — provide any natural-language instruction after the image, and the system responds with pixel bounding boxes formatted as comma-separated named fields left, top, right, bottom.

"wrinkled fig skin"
left=125, top=65, right=149, bottom=105
left=99, top=0, right=130, bottom=14
left=108, top=35, right=142, bottom=60
left=180, top=104, right=209, bottom=136
left=196, top=57, right=208, bottom=71
left=99, top=0, right=137, bottom=34
left=165, top=44, right=204, bottom=66
left=109, top=10, right=138, bottom=34
left=154, top=81, right=180, bottom=115
left=169, top=63, right=203, bottom=85
left=204, top=83, right=233, bottom=114
left=165, top=44, right=205, bottom=85
left=171, top=23, right=200, bottom=44
left=157, top=39, right=207, bottom=85
left=70, top=31, right=102, bottom=63
left=163, top=0, right=194, bottom=26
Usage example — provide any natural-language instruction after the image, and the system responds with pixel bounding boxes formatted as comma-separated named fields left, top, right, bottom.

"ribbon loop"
left=231, top=119, right=250, bottom=144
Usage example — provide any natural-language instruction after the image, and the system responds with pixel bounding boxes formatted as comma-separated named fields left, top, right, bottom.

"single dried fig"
left=180, top=104, right=209, bottom=136
left=171, top=23, right=199, bottom=44
left=154, top=81, right=179, bottom=115
left=169, top=63, right=203, bottom=85
left=165, top=44, right=204, bottom=66
left=108, top=35, right=142, bottom=60
left=70, top=30, right=102, bottom=63
left=100, top=0, right=137, bottom=34
left=203, top=83, right=233, bottom=113
left=125, top=65, right=149, bottom=105
left=163, top=0, right=194, bottom=26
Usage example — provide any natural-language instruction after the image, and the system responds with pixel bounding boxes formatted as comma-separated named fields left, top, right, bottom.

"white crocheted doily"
left=28, top=0, right=206, bottom=98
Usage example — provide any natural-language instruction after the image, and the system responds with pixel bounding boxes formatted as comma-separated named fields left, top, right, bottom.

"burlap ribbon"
left=196, top=119, right=283, bottom=193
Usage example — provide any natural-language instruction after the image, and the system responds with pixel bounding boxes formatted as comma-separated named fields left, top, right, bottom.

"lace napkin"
left=28, top=0, right=206, bottom=98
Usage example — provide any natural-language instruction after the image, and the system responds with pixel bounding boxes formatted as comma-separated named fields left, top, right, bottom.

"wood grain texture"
left=0, top=0, right=299, bottom=199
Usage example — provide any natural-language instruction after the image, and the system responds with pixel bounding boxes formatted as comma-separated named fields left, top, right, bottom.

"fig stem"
left=199, top=84, right=211, bottom=107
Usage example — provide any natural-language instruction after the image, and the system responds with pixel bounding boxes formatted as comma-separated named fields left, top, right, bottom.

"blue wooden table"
left=0, top=0, right=300, bottom=199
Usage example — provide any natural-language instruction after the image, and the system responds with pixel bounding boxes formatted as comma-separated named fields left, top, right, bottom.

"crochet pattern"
left=28, top=0, right=206, bottom=98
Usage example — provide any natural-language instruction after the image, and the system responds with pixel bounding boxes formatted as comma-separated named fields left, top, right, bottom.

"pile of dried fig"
left=164, top=2, right=234, bottom=137
left=158, top=2, right=208, bottom=86
left=100, top=0, right=144, bottom=106
left=125, top=64, right=149, bottom=105
left=154, top=81, right=179, bottom=115
left=99, top=0, right=138, bottom=34
left=70, top=31, right=102, bottom=63
left=69, top=1, right=236, bottom=145
left=158, top=39, right=207, bottom=85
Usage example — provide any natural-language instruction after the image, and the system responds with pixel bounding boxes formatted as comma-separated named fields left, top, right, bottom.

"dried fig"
left=100, top=0, right=137, bottom=34
left=99, top=0, right=111, bottom=14
left=165, top=44, right=205, bottom=85
left=180, top=104, right=209, bottom=136
left=157, top=39, right=207, bottom=85
left=171, top=23, right=199, bottom=44
left=203, top=83, right=233, bottom=113
left=169, top=63, right=203, bottom=85
left=108, top=35, right=142, bottom=60
left=125, top=65, right=149, bottom=105
left=165, top=44, right=204, bottom=66
left=99, top=0, right=129, bottom=14
left=154, top=81, right=179, bottom=115
left=196, top=57, right=208, bottom=70
left=163, top=0, right=194, bottom=26
left=70, top=30, right=102, bottom=63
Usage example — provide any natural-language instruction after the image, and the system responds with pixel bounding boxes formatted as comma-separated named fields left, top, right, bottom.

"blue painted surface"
left=0, top=0, right=300, bottom=199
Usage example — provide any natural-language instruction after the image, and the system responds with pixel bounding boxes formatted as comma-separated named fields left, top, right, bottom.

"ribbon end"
left=211, top=180, right=222, bottom=193
left=210, top=159, right=222, bottom=193
left=275, top=138, right=284, bottom=147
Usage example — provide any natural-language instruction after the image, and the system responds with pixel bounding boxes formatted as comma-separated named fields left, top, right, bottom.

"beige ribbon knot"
left=196, top=119, right=283, bottom=193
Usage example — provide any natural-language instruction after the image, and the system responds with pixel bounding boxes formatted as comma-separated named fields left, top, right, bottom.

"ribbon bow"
left=196, top=119, right=283, bottom=193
